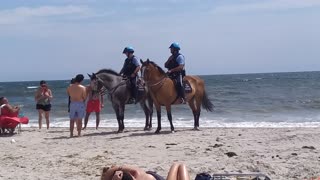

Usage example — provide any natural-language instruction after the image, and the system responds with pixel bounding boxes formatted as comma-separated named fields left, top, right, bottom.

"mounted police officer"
left=165, top=42, right=186, bottom=103
left=120, top=46, right=141, bottom=103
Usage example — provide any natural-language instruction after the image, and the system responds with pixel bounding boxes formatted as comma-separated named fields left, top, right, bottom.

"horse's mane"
left=96, top=69, right=121, bottom=76
left=148, top=61, right=166, bottom=75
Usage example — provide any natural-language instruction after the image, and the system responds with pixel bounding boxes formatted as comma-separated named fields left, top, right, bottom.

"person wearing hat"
left=120, top=46, right=141, bottom=104
left=164, top=42, right=186, bottom=103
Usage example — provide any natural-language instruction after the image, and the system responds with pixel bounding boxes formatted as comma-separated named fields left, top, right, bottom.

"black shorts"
left=36, top=104, right=51, bottom=111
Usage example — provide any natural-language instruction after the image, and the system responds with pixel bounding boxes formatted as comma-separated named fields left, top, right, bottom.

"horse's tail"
left=202, top=90, right=214, bottom=112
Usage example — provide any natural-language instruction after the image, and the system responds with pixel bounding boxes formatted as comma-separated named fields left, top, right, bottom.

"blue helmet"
left=169, top=42, right=180, bottom=50
left=123, top=46, right=134, bottom=54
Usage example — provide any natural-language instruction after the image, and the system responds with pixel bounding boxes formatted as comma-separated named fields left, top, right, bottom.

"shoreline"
left=1, top=127, right=320, bottom=180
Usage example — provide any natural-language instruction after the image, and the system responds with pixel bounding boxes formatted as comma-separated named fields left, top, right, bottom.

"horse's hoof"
left=193, top=127, right=200, bottom=131
left=117, top=130, right=124, bottom=133
left=144, top=127, right=152, bottom=131
left=155, top=130, right=160, bottom=134
left=171, top=130, right=175, bottom=133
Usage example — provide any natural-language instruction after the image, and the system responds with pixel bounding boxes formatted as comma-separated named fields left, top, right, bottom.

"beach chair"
left=0, top=105, right=29, bottom=135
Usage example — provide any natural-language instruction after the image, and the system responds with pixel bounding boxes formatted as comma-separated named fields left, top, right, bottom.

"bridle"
left=141, top=64, right=168, bottom=91
left=92, top=76, right=127, bottom=97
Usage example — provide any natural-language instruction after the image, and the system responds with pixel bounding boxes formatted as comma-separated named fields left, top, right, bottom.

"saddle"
left=183, top=80, right=192, bottom=93
left=172, top=78, right=192, bottom=94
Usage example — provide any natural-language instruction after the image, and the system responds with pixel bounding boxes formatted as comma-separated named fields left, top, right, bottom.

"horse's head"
left=88, top=73, right=104, bottom=93
left=140, top=59, right=166, bottom=82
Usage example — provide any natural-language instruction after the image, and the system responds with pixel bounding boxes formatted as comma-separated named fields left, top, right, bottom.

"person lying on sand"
left=101, top=163, right=190, bottom=180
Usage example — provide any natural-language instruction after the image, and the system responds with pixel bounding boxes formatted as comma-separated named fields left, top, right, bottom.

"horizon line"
left=0, top=70, right=319, bottom=83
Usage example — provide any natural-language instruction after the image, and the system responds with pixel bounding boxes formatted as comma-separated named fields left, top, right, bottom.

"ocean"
left=1, top=71, right=320, bottom=128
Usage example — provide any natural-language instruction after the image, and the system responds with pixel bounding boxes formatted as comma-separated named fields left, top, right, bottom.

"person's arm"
left=120, top=61, right=127, bottom=75
left=46, top=89, right=53, bottom=100
left=131, top=66, right=140, bottom=77
left=5, top=104, right=20, bottom=113
left=100, top=95, right=104, bottom=108
left=168, top=65, right=184, bottom=73
left=34, top=89, right=42, bottom=102
left=82, top=86, right=88, bottom=102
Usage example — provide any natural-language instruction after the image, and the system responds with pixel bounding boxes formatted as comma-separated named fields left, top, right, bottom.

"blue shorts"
left=69, top=102, right=85, bottom=120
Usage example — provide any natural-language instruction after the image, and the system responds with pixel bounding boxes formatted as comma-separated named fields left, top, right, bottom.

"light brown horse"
left=140, top=59, right=213, bottom=133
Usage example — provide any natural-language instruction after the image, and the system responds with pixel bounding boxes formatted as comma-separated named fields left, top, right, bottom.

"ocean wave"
left=27, top=86, right=38, bottom=89
left=22, top=118, right=320, bottom=128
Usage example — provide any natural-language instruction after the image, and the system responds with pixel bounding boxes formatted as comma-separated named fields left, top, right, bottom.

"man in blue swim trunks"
left=67, top=74, right=87, bottom=137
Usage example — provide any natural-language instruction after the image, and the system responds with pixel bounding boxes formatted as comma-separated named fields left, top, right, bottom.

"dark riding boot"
left=128, top=77, right=138, bottom=104
left=177, top=84, right=186, bottom=104
left=176, top=74, right=186, bottom=104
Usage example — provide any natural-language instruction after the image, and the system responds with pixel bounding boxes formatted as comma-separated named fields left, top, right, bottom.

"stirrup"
left=181, top=98, right=186, bottom=104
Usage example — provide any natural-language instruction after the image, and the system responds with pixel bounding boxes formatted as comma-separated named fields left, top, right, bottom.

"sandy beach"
left=1, top=127, right=320, bottom=180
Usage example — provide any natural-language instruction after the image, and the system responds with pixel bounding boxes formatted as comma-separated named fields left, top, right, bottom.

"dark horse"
left=88, top=69, right=153, bottom=133
left=140, top=59, right=213, bottom=133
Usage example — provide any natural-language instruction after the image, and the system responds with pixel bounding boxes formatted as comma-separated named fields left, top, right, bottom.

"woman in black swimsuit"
left=101, top=163, right=190, bottom=180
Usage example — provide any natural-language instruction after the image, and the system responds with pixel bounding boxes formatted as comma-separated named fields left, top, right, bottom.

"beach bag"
left=195, top=173, right=212, bottom=180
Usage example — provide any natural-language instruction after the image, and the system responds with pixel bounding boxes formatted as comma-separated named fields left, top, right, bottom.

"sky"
left=0, top=0, right=320, bottom=82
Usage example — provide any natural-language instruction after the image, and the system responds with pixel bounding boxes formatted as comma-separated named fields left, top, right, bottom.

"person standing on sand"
left=83, top=80, right=104, bottom=130
left=67, top=74, right=87, bottom=137
left=34, top=80, right=53, bottom=129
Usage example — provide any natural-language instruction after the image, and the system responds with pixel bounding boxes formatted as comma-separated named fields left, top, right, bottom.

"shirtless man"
left=67, top=74, right=87, bottom=137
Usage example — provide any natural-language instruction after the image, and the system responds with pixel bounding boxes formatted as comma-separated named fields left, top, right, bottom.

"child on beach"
left=34, top=80, right=53, bottom=129
left=83, top=79, right=104, bottom=130
left=67, top=74, right=87, bottom=137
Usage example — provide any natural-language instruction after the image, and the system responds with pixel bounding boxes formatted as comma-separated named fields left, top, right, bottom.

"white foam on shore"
left=23, top=118, right=320, bottom=128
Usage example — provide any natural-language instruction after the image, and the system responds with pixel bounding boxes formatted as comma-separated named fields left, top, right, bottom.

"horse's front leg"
left=148, top=97, right=153, bottom=129
left=140, top=101, right=150, bottom=131
left=165, top=105, right=174, bottom=133
left=118, top=104, right=125, bottom=132
left=155, top=104, right=161, bottom=134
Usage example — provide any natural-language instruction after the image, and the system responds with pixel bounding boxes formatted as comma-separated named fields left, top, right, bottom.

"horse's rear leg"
left=141, top=102, right=151, bottom=131
left=195, top=95, right=203, bottom=129
left=166, top=106, right=174, bottom=133
left=189, top=97, right=200, bottom=130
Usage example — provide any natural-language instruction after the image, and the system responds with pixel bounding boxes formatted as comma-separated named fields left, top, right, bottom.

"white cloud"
left=213, top=0, right=320, bottom=14
left=0, top=5, right=93, bottom=25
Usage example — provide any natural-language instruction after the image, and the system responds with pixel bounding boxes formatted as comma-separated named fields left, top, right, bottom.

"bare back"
left=67, top=84, right=87, bottom=102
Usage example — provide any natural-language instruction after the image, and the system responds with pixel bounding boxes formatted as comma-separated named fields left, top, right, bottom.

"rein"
left=145, top=76, right=167, bottom=87
left=99, top=79, right=127, bottom=97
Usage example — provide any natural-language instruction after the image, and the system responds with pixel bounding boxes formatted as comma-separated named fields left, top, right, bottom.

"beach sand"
left=1, top=127, right=320, bottom=180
